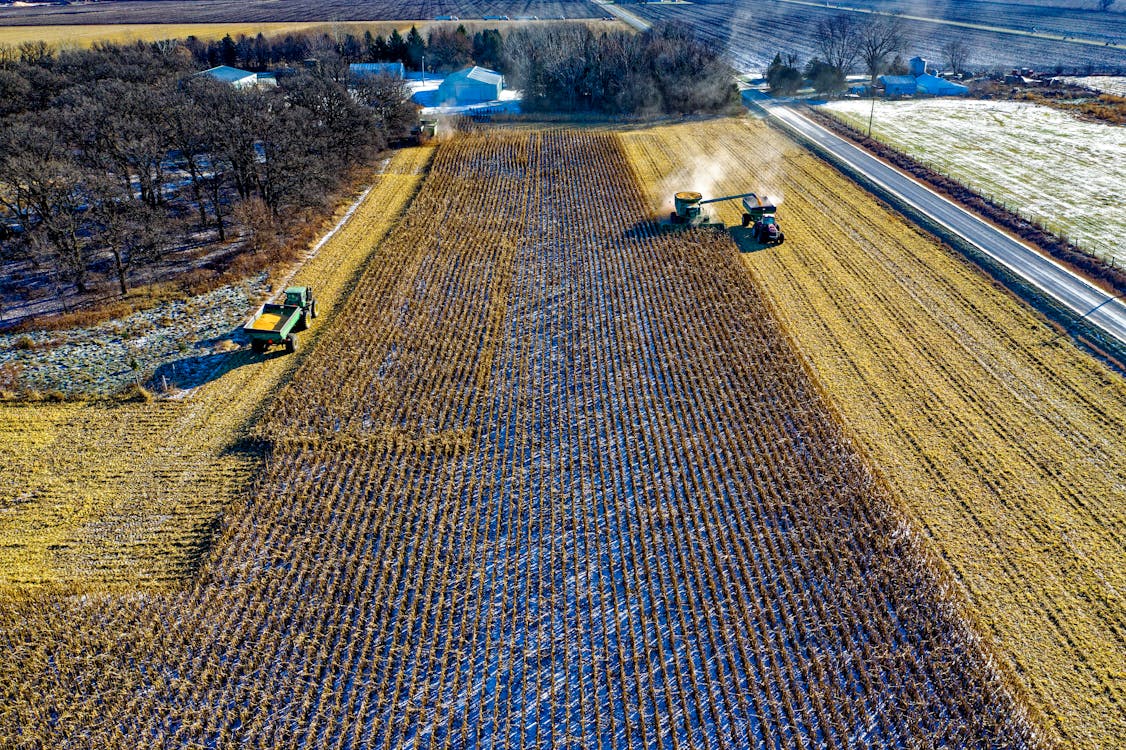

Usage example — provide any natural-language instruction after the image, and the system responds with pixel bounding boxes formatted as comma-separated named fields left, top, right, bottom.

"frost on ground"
left=1063, top=76, right=1126, bottom=97
left=821, top=98, right=1126, bottom=264
left=0, top=274, right=269, bottom=396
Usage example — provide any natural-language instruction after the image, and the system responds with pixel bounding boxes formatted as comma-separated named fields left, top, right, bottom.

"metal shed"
left=437, top=66, right=504, bottom=106
left=879, top=75, right=918, bottom=97
left=915, top=74, right=969, bottom=96
left=199, top=65, right=259, bottom=88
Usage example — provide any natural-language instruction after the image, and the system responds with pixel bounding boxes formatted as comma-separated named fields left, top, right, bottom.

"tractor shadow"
left=148, top=332, right=287, bottom=392
left=730, top=226, right=776, bottom=253
left=623, top=221, right=776, bottom=255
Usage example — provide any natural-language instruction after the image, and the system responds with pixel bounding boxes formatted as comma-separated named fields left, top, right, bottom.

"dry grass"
left=621, top=117, right=1126, bottom=750
left=0, top=145, right=433, bottom=591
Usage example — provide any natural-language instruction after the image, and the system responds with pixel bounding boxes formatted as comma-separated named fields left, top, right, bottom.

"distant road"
left=592, top=0, right=651, bottom=31
left=747, top=94, right=1126, bottom=347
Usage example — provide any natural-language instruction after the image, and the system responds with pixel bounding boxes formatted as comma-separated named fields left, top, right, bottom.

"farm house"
left=437, top=66, right=504, bottom=106
left=349, top=62, right=406, bottom=80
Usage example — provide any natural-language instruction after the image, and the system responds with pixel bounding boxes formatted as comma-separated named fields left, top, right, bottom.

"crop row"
left=0, top=146, right=434, bottom=590
left=0, top=0, right=602, bottom=26
left=632, top=0, right=1126, bottom=73
left=620, top=117, right=1126, bottom=749
left=0, top=128, right=1038, bottom=747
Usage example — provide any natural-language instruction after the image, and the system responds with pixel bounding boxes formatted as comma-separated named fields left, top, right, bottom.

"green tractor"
left=243, top=286, right=317, bottom=354
left=667, top=191, right=783, bottom=243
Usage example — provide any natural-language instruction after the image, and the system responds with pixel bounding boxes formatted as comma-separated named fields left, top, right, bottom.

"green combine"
left=243, top=286, right=317, bottom=354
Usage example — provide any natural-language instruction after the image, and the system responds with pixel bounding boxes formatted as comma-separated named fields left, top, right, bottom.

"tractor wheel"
left=309, top=300, right=317, bottom=319
left=742, top=213, right=752, bottom=228
left=777, top=233, right=785, bottom=244
left=285, top=334, right=297, bottom=354
left=251, top=339, right=267, bottom=354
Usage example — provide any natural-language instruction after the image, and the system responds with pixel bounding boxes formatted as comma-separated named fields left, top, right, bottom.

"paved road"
left=593, top=0, right=651, bottom=31
left=748, top=94, right=1126, bottom=346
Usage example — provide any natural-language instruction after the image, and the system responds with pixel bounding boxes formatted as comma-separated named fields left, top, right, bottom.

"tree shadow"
left=148, top=339, right=287, bottom=392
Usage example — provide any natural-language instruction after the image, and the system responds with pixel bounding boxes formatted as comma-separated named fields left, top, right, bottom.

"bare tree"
left=858, top=14, right=907, bottom=83
left=815, top=14, right=860, bottom=74
left=90, top=177, right=169, bottom=295
left=941, top=38, right=972, bottom=76
left=355, top=74, right=416, bottom=144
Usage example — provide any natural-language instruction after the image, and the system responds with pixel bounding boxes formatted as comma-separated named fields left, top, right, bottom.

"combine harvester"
left=243, top=286, right=317, bottom=354
left=667, top=191, right=785, bottom=244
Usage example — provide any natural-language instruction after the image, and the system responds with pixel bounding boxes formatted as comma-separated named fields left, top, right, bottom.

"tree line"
left=765, top=14, right=976, bottom=96
left=504, top=23, right=738, bottom=115
left=186, top=25, right=505, bottom=76
left=0, top=41, right=415, bottom=301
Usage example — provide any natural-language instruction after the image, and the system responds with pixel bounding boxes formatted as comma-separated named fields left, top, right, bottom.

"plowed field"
left=621, top=117, right=1126, bottom=749
left=0, top=130, right=1037, bottom=747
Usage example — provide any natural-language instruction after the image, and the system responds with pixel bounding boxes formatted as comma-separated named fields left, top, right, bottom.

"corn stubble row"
left=0, top=146, right=433, bottom=589
left=0, top=131, right=1037, bottom=747
left=619, top=118, right=1126, bottom=748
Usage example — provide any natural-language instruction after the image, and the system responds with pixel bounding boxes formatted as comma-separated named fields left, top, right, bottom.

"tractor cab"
left=284, top=287, right=311, bottom=308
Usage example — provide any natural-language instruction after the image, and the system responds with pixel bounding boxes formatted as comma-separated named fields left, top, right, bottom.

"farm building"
left=437, top=66, right=504, bottom=106
left=916, top=74, right=969, bottom=96
left=880, top=75, right=918, bottom=97
left=198, top=65, right=276, bottom=89
left=349, top=62, right=406, bottom=80
left=878, top=56, right=969, bottom=97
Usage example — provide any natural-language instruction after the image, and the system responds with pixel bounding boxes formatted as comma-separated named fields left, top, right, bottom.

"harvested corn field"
left=621, top=117, right=1126, bottom=749
left=0, top=130, right=1038, bottom=747
left=0, top=145, right=432, bottom=589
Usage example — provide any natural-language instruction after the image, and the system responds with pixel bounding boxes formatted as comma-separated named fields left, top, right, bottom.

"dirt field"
left=621, top=117, right=1126, bottom=750
left=0, top=129, right=1036, bottom=748
left=0, top=1, right=603, bottom=26
left=0, top=22, right=385, bottom=48
left=0, top=145, right=433, bottom=590
left=630, top=0, right=1126, bottom=72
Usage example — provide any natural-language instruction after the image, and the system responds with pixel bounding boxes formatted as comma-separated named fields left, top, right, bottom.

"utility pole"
left=868, top=87, right=877, bottom=138
left=422, top=54, right=426, bottom=83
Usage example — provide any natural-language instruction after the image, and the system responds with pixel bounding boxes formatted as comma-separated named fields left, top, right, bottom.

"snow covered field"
left=1063, top=76, right=1126, bottom=97
left=821, top=99, right=1126, bottom=264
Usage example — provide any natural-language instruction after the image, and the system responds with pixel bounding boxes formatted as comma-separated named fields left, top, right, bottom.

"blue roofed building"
left=879, top=75, right=919, bottom=97
left=437, top=66, right=504, bottom=106
left=915, top=73, right=969, bottom=96
left=877, top=56, right=969, bottom=97
left=198, top=65, right=276, bottom=89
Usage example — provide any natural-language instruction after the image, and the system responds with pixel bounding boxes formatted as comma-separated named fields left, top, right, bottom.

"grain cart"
left=740, top=194, right=785, bottom=245
left=667, top=191, right=765, bottom=231
left=243, top=286, right=317, bottom=354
